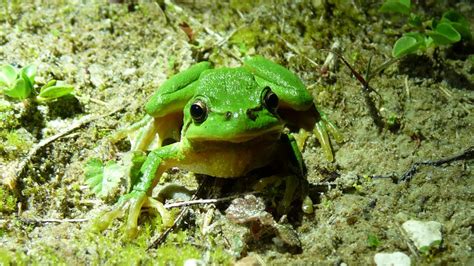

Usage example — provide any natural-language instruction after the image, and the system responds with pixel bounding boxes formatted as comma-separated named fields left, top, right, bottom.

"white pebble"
left=374, top=252, right=411, bottom=266
left=402, top=220, right=442, bottom=251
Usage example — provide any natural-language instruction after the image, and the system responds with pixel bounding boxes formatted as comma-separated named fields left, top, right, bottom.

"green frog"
left=94, top=56, right=342, bottom=238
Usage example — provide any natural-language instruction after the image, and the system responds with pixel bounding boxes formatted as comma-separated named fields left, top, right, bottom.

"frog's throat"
left=186, top=124, right=284, bottom=143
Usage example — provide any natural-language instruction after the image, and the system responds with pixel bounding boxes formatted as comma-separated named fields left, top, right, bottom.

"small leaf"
left=442, top=10, right=469, bottom=27
left=0, top=64, right=18, bottom=88
left=21, top=64, right=36, bottom=87
left=367, top=234, right=381, bottom=248
left=440, top=11, right=472, bottom=40
left=447, top=22, right=472, bottom=40
left=84, top=158, right=124, bottom=198
left=379, top=0, right=410, bottom=15
left=404, top=32, right=425, bottom=44
left=3, top=75, right=32, bottom=99
left=408, top=13, right=422, bottom=27
left=428, top=23, right=461, bottom=45
left=85, top=158, right=105, bottom=194
left=38, top=84, right=74, bottom=99
left=392, top=36, right=420, bottom=58
left=41, top=79, right=57, bottom=90
left=102, top=162, right=125, bottom=196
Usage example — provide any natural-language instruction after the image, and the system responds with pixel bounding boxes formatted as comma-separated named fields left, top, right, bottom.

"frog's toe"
left=145, top=197, right=174, bottom=227
left=121, top=191, right=147, bottom=239
left=321, top=114, right=343, bottom=144
left=90, top=191, right=147, bottom=240
left=314, top=121, right=333, bottom=162
left=314, top=113, right=344, bottom=162
left=91, top=202, right=126, bottom=233
left=278, top=175, right=298, bottom=215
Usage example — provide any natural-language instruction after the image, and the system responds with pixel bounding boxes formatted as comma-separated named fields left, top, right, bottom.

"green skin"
left=95, top=56, right=342, bottom=239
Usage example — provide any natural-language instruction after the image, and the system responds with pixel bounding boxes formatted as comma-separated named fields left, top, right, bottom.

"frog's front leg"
left=94, top=143, right=183, bottom=239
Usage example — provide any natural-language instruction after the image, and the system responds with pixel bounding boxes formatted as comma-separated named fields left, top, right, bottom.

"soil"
left=0, top=1, right=472, bottom=265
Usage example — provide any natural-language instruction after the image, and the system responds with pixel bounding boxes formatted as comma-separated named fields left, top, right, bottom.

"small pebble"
left=374, top=252, right=411, bottom=266
left=402, top=220, right=442, bottom=251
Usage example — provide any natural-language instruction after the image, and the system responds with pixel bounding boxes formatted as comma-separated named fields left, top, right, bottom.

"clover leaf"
left=392, top=32, right=425, bottom=58
left=0, top=64, right=36, bottom=100
left=379, top=0, right=411, bottom=15
left=439, top=11, right=472, bottom=40
left=84, top=158, right=124, bottom=199
left=37, top=80, right=75, bottom=101
left=428, top=23, right=461, bottom=45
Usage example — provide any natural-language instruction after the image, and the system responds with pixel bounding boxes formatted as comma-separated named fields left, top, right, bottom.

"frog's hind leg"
left=313, top=108, right=344, bottom=162
left=111, top=112, right=183, bottom=153
left=130, top=113, right=183, bottom=152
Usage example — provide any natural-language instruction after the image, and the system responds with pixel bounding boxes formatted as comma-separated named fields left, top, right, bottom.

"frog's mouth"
left=186, top=124, right=284, bottom=143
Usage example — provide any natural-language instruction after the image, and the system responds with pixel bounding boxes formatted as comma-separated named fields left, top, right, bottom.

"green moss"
left=0, top=248, right=28, bottom=265
left=209, top=247, right=233, bottom=265
left=34, top=246, right=67, bottom=265
left=230, top=27, right=258, bottom=50
left=229, top=0, right=260, bottom=12
left=156, top=239, right=201, bottom=265
left=0, top=129, right=33, bottom=161
left=0, top=100, right=20, bottom=129
left=0, top=186, right=17, bottom=213
left=367, top=233, right=381, bottom=248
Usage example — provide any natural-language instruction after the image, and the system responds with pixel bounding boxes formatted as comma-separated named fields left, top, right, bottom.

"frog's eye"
left=190, top=100, right=207, bottom=123
left=262, top=87, right=279, bottom=113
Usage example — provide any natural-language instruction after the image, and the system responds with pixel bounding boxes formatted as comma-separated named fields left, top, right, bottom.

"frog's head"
left=182, top=67, right=284, bottom=143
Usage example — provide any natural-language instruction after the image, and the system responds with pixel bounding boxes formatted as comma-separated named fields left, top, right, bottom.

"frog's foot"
left=143, top=197, right=174, bottom=228
left=314, top=110, right=344, bottom=162
left=253, top=175, right=302, bottom=215
left=92, top=191, right=173, bottom=240
left=91, top=191, right=146, bottom=239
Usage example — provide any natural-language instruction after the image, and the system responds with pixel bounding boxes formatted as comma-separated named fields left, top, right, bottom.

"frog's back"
left=196, top=67, right=263, bottom=111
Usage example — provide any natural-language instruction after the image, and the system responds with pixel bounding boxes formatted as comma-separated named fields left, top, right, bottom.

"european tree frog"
left=94, top=56, right=342, bottom=238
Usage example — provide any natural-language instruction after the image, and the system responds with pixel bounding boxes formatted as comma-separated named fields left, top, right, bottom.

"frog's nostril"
left=246, top=109, right=257, bottom=121
left=225, top=111, right=232, bottom=120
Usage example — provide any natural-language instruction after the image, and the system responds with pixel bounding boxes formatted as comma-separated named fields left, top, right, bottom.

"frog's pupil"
left=190, top=101, right=206, bottom=122
left=264, top=89, right=279, bottom=111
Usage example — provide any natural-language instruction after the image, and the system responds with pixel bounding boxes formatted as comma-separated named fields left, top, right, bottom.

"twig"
left=404, top=76, right=410, bottom=100
left=147, top=204, right=191, bottom=250
left=321, top=40, right=341, bottom=73
left=395, top=222, right=420, bottom=259
left=399, top=146, right=474, bottom=182
left=0, top=217, right=88, bottom=224
left=147, top=192, right=257, bottom=250
left=366, top=57, right=399, bottom=83
left=2, top=106, right=127, bottom=190
left=371, top=146, right=474, bottom=182
left=277, top=35, right=319, bottom=68
left=163, top=193, right=255, bottom=209
left=328, top=50, right=385, bottom=130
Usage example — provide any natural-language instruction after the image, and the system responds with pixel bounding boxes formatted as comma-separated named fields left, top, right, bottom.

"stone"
left=402, top=220, right=443, bottom=252
left=374, top=252, right=411, bottom=266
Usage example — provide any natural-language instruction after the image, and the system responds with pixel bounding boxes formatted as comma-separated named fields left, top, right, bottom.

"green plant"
left=0, top=64, right=35, bottom=99
left=84, top=158, right=124, bottom=199
left=0, top=63, right=74, bottom=101
left=37, top=79, right=74, bottom=101
left=0, top=185, right=17, bottom=213
left=380, top=1, right=472, bottom=58
left=367, top=233, right=381, bottom=248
